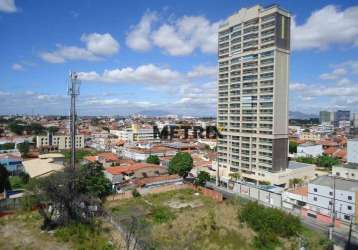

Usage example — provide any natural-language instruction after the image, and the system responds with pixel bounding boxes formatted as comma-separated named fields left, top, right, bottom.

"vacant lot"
left=0, top=212, right=124, bottom=250
left=107, top=188, right=330, bottom=250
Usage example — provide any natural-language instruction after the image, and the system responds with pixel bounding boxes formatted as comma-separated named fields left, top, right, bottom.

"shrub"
left=132, top=188, right=141, bottom=197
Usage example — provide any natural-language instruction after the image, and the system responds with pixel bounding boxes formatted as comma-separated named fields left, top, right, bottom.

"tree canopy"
left=17, top=141, right=31, bottom=157
left=168, top=152, right=193, bottom=177
left=194, top=171, right=210, bottom=187
left=146, top=155, right=160, bottom=165
left=0, top=164, right=11, bottom=192
left=289, top=141, right=298, bottom=154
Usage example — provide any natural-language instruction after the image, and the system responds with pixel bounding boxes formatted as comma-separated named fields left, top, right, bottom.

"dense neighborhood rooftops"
left=310, top=175, right=358, bottom=192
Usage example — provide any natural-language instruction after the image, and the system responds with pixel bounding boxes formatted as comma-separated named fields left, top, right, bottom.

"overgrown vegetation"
left=27, top=162, right=112, bottom=230
left=62, top=149, right=95, bottom=163
left=239, top=202, right=302, bottom=249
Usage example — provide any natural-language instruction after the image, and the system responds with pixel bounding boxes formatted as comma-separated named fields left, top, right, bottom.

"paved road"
left=209, top=184, right=358, bottom=248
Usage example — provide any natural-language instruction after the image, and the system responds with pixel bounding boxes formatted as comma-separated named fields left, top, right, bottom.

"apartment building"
left=319, top=111, right=331, bottom=124
left=308, top=175, right=358, bottom=223
left=36, top=133, right=85, bottom=150
left=217, top=5, right=290, bottom=184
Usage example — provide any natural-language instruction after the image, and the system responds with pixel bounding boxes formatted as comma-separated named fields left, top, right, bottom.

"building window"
left=329, top=191, right=333, bottom=196
left=344, top=215, right=351, bottom=221
left=313, top=197, right=317, bottom=201
left=348, top=205, right=352, bottom=210
left=336, top=172, right=340, bottom=176
left=352, top=173, right=355, bottom=177
left=329, top=201, right=332, bottom=205
left=348, top=196, right=352, bottom=200
left=314, top=188, right=317, bottom=192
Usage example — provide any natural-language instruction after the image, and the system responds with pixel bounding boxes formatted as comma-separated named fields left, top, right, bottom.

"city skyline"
left=1, top=0, right=358, bottom=116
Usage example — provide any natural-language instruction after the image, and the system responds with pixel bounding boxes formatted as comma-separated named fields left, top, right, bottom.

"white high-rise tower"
left=217, top=5, right=290, bottom=185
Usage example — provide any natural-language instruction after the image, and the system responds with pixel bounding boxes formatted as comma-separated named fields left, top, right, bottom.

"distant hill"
left=289, top=111, right=318, bottom=119
left=137, top=110, right=171, bottom=117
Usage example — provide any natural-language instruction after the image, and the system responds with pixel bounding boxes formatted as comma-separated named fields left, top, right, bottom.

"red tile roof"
left=105, top=163, right=162, bottom=175
left=289, top=186, right=308, bottom=197
left=134, top=174, right=181, bottom=186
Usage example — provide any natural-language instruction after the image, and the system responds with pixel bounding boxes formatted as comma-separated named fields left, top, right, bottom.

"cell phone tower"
left=68, top=71, right=81, bottom=169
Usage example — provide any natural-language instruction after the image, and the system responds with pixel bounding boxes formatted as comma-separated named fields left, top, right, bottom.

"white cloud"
left=292, top=5, right=358, bottom=50
left=126, top=11, right=221, bottom=56
left=40, top=33, right=119, bottom=63
left=319, top=68, right=347, bottom=80
left=79, top=64, right=181, bottom=85
left=152, top=16, right=220, bottom=56
left=187, top=65, right=217, bottom=78
left=81, top=33, right=119, bottom=56
left=12, top=63, right=24, bottom=71
left=0, top=0, right=17, bottom=13
left=126, top=11, right=157, bottom=51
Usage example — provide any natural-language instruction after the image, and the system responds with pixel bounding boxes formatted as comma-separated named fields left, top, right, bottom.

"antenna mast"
left=68, top=71, right=81, bottom=169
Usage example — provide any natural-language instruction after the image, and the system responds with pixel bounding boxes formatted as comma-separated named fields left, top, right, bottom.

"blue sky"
left=1, top=0, right=358, bottom=116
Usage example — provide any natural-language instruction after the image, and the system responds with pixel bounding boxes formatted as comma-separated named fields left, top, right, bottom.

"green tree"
left=8, top=122, right=25, bottom=135
left=316, top=155, right=339, bottom=169
left=78, top=162, right=112, bottom=199
left=47, top=126, right=59, bottom=134
left=146, top=155, right=160, bottom=165
left=295, top=156, right=315, bottom=164
left=27, top=123, right=45, bottom=135
left=289, top=141, right=298, bottom=154
left=194, top=171, right=210, bottom=187
left=229, top=172, right=241, bottom=181
left=0, top=164, right=11, bottom=192
left=17, top=141, right=30, bottom=157
left=168, top=152, right=193, bottom=177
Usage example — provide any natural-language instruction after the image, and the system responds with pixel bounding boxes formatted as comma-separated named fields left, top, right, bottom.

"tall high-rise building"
left=353, top=113, right=358, bottom=128
left=335, top=110, right=350, bottom=122
left=319, top=111, right=331, bottom=124
left=217, top=5, right=290, bottom=184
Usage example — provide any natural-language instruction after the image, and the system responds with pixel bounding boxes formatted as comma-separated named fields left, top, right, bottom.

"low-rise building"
left=300, top=132, right=321, bottom=141
left=104, top=163, right=168, bottom=187
left=36, top=133, right=85, bottom=150
left=308, top=175, right=358, bottom=223
left=23, top=153, right=64, bottom=178
left=297, top=143, right=323, bottom=157
left=0, top=154, right=23, bottom=175
left=122, top=145, right=177, bottom=161
left=333, top=164, right=358, bottom=180
left=282, top=186, right=308, bottom=211
left=84, top=152, right=120, bottom=168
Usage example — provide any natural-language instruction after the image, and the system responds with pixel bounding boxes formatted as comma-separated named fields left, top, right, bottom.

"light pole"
left=68, top=72, right=81, bottom=169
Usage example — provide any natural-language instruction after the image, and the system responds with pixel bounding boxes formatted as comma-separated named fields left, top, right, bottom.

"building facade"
left=36, top=133, right=85, bottom=150
left=335, top=110, right=350, bottom=123
left=217, top=5, right=290, bottom=184
left=308, top=176, right=358, bottom=223
left=353, top=113, right=358, bottom=128
left=319, top=111, right=331, bottom=124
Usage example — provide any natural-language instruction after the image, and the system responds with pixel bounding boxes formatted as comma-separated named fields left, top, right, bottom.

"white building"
left=308, top=175, right=358, bottom=223
left=347, top=139, right=358, bottom=164
left=217, top=5, right=291, bottom=184
left=36, top=134, right=85, bottom=150
left=296, top=143, right=323, bottom=158
left=333, top=165, right=358, bottom=181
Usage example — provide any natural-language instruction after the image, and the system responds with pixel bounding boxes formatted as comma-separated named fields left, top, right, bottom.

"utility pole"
left=329, top=175, right=336, bottom=241
left=68, top=71, right=81, bottom=169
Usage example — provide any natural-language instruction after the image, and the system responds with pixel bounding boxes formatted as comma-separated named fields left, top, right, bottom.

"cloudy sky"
left=1, top=0, right=358, bottom=116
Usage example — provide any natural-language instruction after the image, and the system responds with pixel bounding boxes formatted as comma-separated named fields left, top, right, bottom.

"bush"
left=239, top=202, right=302, bottom=248
left=132, top=188, right=141, bottom=197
